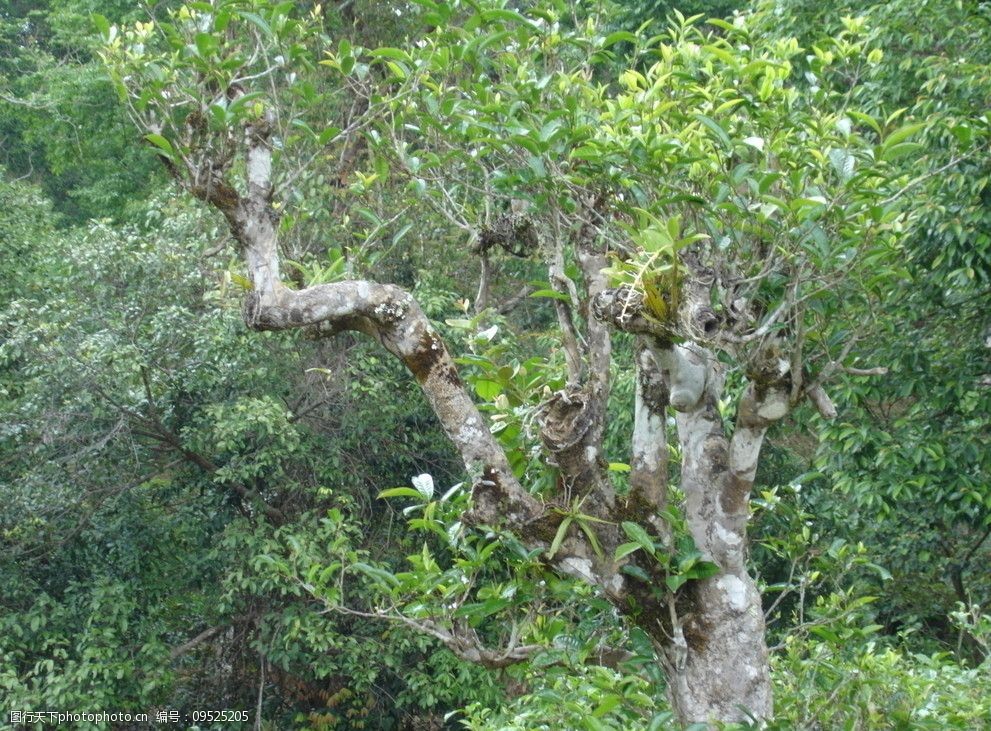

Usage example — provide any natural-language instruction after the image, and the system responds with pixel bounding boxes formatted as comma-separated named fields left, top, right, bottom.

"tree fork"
left=594, top=283, right=780, bottom=724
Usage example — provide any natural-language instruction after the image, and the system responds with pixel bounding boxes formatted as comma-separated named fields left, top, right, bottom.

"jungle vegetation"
left=1, top=0, right=989, bottom=728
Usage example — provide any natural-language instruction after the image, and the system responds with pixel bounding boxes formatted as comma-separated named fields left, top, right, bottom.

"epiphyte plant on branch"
left=99, top=0, right=925, bottom=723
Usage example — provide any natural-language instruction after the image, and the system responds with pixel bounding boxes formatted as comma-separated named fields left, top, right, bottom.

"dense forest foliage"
left=1, top=0, right=989, bottom=728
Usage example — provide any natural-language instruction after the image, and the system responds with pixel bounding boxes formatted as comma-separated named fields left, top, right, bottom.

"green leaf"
left=881, top=142, right=923, bottom=163
left=758, top=172, right=782, bottom=194
left=386, top=61, right=409, bottom=80
left=592, top=694, right=622, bottom=718
left=454, top=597, right=511, bottom=619
left=411, top=473, right=434, bottom=499
left=883, top=122, right=926, bottom=148
left=570, top=145, right=602, bottom=161
left=291, top=119, right=317, bottom=139
left=529, top=289, right=571, bottom=301
left=621, top=564, right=650, bottom=581
left=693, top=114, right=732, bottom=150
left=828, top=148, right=856, bottom=182
left=91, top=13, right=110, bottom=39
left=234, top=10, right=272, bottom=37
left=356, top=207, right=383, bottom=226
left=474, top=379, right=502, bottom=400
left=370, top=47, right=411, bottom=62
left=707, top=18, right=739, bottom=32
left=392, top=224, right=413, bottom=245
left=378, top=487, right=423, bottom=499
left=228, top=91, right=267, bottom=117
left=848, top=110, right=881, bottom=135
left=622, top=521, right=657, bottom=555
left=810, top=626, right=840, bottom=643
left=351, top=562, right=400, bottom=587
left=608, top=462, right=631, bottom=472
left=614, top=542, right=641, bottom=560
left=548, top=516, right=573, bottom=559
left=539, top=119, right=563, bottom=143
left=318, top=126, right=342, bottom=145
left=603, top=31, right=637, bottom=48
left=577, top=519, right=604, bottom=559
left=583, top=714, right=609, bottom=731
left=229, top=272, right=253, bottom=290
left=526, top=155, right=547, bottom=178
left=479, top=9, right=538, bottom=30
left=686, top=560, right=720, bottom=580
left=714, top=98, right=745, bottom=115
left=144, top=133, right=175, bottom=158
left=208, top=103, right=229, bottom=128
left=195, top=32, right=217, bottom=58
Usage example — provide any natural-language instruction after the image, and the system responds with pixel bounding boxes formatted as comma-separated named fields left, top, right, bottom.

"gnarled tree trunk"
left=596, top=290, right=788, bottom=725
left=659, top=344, right=775, bottom=722
left=158, top=113, right=791, bottom=727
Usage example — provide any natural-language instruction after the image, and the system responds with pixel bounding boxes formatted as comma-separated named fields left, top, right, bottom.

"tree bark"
left=629, top=342, right=670, bottom=542
left=166, top=116, right=785, bottom=726
left=651, top=343, right=783, bottom=724
left=595, top=285, right=781, bottom=724
left=179, top=121, right=548, bottom=534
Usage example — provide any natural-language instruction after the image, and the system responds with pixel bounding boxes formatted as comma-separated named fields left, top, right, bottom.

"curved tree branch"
left=157, top=117, right=545, bottom=534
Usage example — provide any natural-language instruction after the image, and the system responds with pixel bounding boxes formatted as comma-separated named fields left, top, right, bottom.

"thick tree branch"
left=625, top=342, right=670, bottom=541
left=496, top=283, right=537, bottom=314
left=323, top=604, right=543, bottom=670
left=548, top=214, right=584, bottom=386
left=592, top=285, right=671, bottom=340
left=475, top=249, right=492, bottom=314
left=168, top=118, right=546, bottom=534
left=842, top=365, right=890, bottom=376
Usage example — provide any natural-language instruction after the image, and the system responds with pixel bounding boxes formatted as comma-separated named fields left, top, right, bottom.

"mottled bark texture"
left=540, top=207, right=614, bottom=522
left=595, top=283, right=790, bottom=725
left=165, top=116, right=786, bottom=725
left=180, top=121, right=547, bottom=533
left=629, top=343, right=670, bottom=542
left=660, top=343, right=774, bottom=722
left=535, top=199, right=621, bottom=579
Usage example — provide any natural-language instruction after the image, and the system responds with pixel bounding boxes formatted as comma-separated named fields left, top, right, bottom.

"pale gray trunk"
left=655, top=343, right=779, bottom=724
left=594, top=285, right=783, bottom=725
left=630, top=343, right=670, bottom=542
left=668, top=573, right=771, bottom=723
left=669, top=395, right=771, bottom=723
left=158, top=109, right=789, bottom=726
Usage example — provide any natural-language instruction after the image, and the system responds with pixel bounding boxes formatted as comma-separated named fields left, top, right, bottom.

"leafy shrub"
left=770, top=638, right=991, bottom=730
